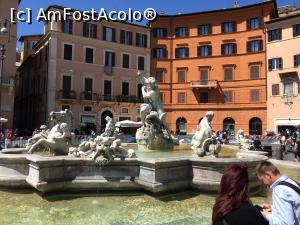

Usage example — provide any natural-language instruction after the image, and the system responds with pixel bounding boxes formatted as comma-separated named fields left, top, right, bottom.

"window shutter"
left=187, top=27, right=190, bottom=37
left=208, top=45, right=212, bottom=56
left=268, top=31, right=271, bottom=42
left=259, top=40, right=263, bottom=51
left=233, top=43, right=237, bottom=54
left=208, top=24, right=212, bottom=34
left=163, top=28, right=167, bottom=37
left=103, top=26, right=106, bottom=40
left=83, top=22, right=87, bottom=36
left=61, top=20, right=65, bottom=32
left=163, top=49, right=167, bottom=58
left=175, top=27, right=179, bottom=37
left=136, top=33, right=140, bottom=47
left=105, top=52, right=109, bottom=66
left=233, top=21, right=237, bottom=32
left=93, top=24, right=97, bottom=38
left=197, top=46, right=201, bottom=56
left=153, top=28, right=157, bottom=38
left=129, top=32, right=132, bottom=45
left=278, top=28, right=282, bottom=40
left=247, top=41, right=251, bottom=53
left=268, top=59, right=272, bottom=71
left=144, top=35, right=148, bottom=48
left=294, top=55, right=298, bottom=67
left=258, top=17, right=263, bottom=28
left=221, top=44, right=225, bottom=55
left=272, top=84, right=279, bottom=95
left=112, top=28, right=116, bottom=42
left=69, top=20, right=73, bottom=34
left=120, top=30, right=124, bottom=43
left=175, top=48, right=179, bottom=58
left=153, top=49, right=157, bottom=58
left=279, top=58, right=283, bottom=69
left=185, top=48, right=189, bottom=57
left=112, top=52, right=115, bottom=67
left=247, top=19, right=250, bottom=30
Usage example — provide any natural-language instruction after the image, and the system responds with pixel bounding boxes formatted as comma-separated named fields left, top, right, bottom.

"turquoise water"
left=0, top=146, right=299, bottom=225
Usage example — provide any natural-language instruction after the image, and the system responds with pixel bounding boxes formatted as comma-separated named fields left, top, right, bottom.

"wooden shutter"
left=268, top=31, right=272, bottom=42
left=268, top=59, right=272, bottom=71
left=61, top=20, right=65, bottom=32
left=208, top=45, right=212, bottom=56
left=247, top=19, right=250, bottom=30
left=294, top=55, right=299, bottom=67
left=93, top=24, right=97, bottom=38
left=163, top=28, right=167, bottom=37
left=163, top=49, right=167, bottom=58
left=259, top=40, right=263, bottom=51
left=129, top=31, right=132, bottom=45
left=197, top=46, right=201, bottom=56
left=278, top=28, right=282, bottom=40
left=103, top=26, right=106, bottom=40
left=185, top=47, right=189, bottom=57
left=272, top=84, right=279, bottom=95
left=247, top=41, right=251, bottom=53
left=112, top=52, right=115, bottom=67
left=175, top=48, right=179, bottom=58
left=258, top=17, right=263, bottom=28
left=221, top=44, right=225, bottom=55
left=112, top=28, right=116, bottom=42
left=208, top=24, right=212, bottom=34
left=279, top=58, right=283, bottom=69
left=293, top=25, right=297, bottom=37
left=232, top=21, right=237, bottom=32
left=69, top=20, right=73, bottom=34
left=136, top=33, right=140, bottom=47
left=221, top=23, right=225, bottom=33
left=120, top=30, right=124, bottom=43
left=143, top=34, right=148, bottom=48
left=105, top=52, right=109, bottom=66
left=153, top=49, right=157, bottom=58
left=152, top=28, right=157, bottom=38
left=83, top=22, right=87, bottom=36
left=233, top=43, right=237, bottom=54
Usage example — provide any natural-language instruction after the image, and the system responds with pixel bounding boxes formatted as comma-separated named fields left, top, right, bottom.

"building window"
left=200, top=69, right=209, bottom=81
left=136, top=33, right=147, bottom=48
left=83, top=106, right=92, bottom=112
left=105, top=51, right=115, bottom=74
left=198, top=24, right=211, bottom=35
left=153, top=48, right=166, bottom=59
left=175, top=47, right=189, bottom=58
left=268, top=29, right=282, bottom=42
left=221, top=43, right=237, bottom=55
left=224, top=91, right=233, bottom=103
left=62, top=19, right=73, bottom=34
left=104, top=80, right=112, bottom=98
left=63, top=44, right=73, bottom=60
left=83, top=22, right=97, bottom=38
left=84, top=78, right=93, bottom=100
left=122, top=54, right=130, bottom=68
left=122, top=82, right=129, bottom=96
left=177, top=70, right=186, bottom=83
left=224, top=67, right=233, bottom=81
left=85, top=48, right=94, bottom=64
left=103, top=26, right=115, bottom=42
left=121, top=108, right=129, bottom=114
left=155, top=71, right=164, bottom=83
left=293, top=24, right=300, bottom=37
left=294, top=54, right=300, bottom=67
left=120, top=30, right=132, bottom=45
left=197, top=45, right=212, bottom=57
left=247, top=40, right=263, bottom=53
left=247, top=17, right=262, bottom=30
left=272, top=84, right=280, bottom=96
left=200, top=92, right=208, bottom=103
left=177, top=92, right=186, bottom=103
left=268, top=58, right=283, bottom=70
left=250, top=89, right=259, bottom=102
left=153, top=28, right=167, bottom=38
left=250, top=65, right=260, bottom=79
left=61, top=105, right=70, bottom=111
left=62, top=75, right=72, bottom=98
left=283, top=82, right=293, bottom=96
left=222, top=22, right=236, bottom=33
left=175, top=27, right=189, bottom=38
left=138, top=56, right=145, bottom=70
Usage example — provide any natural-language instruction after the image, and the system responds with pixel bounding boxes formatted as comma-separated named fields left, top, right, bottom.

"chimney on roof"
left=234, top=0, right=240, bottom=8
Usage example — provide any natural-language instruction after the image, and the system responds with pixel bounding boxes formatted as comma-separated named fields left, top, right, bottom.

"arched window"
left=223, top=117, right=235, bottom=135
left=249, top=117, right=262, bottom=135
left=176, top=117, right=187, bottom=135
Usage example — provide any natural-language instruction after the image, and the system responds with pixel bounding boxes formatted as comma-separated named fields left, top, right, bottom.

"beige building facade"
left=266, top=12, right=300, bottom=133
left=0, top=0, right=20, bottom=129
left=14, top=5, right=150, bottom=134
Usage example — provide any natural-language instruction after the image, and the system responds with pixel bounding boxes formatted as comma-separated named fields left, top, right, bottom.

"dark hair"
left=256, top=161, right=280, bottom=176
left=212, top=164, right=250, bottom=225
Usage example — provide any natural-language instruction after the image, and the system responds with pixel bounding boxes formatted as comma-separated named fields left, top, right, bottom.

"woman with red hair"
left=212, top=164, right=268, bottom=225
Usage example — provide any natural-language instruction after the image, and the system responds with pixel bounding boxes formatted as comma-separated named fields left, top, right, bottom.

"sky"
left=16, top=0, right=299, bottom=49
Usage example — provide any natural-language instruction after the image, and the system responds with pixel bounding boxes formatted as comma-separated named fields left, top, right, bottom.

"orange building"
left=150, top=1, right=278, bottom=135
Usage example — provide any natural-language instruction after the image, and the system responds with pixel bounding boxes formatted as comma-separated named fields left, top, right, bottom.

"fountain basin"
left=0, top=152, right=267, bottom=195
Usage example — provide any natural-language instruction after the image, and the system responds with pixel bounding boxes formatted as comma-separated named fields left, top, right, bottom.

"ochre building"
left=150, top=1, right=278, bottom=135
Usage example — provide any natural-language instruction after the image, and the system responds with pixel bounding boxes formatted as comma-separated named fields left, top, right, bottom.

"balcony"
left=80, top=91, right=98, bottom=101
left=98, top=95, right=143, bottom=103
left=104, top=66, right=113, bottom=75
left=57, top=90, right=77, bottom=100
left=190, top=80, right=218, bottom=89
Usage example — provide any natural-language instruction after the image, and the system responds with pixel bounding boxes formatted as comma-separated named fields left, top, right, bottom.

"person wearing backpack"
left=256, top=161, right=300, bottom=225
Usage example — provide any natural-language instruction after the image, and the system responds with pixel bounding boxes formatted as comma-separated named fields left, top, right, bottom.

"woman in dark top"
left=212, top=164, right=268, bottom=225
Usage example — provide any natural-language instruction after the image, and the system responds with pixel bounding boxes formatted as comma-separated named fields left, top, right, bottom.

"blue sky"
left=17, top=0, right=299, bottom=49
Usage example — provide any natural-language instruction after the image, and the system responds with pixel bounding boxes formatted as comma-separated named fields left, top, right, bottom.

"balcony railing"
left=104, top=66, right=113, bottom=75
left=190, top=80, right=218, bottom=89
left=80, top=91, right=98, bottom=101
left=98, top=95, right=143, bottom=103
left=57, top=90, right=77, bottom=100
